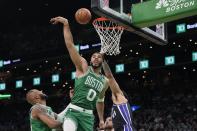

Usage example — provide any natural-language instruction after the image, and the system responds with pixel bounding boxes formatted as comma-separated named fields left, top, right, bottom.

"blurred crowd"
left=0, top=86, right=196, bottom=131
left=134, top=93, right=197, bottom=131
left=0, top=102, right=29, bottom=131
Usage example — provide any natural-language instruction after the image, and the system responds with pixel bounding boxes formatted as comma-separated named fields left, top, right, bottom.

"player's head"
left=90, top=52, right=104, bottom=69
left=104, top=117, right=113, bottom=130
left=26, top=89, right=48, bottom=105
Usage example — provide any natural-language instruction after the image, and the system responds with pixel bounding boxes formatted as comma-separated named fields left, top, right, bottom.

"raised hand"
left=50, top=16, right=69, bottom=26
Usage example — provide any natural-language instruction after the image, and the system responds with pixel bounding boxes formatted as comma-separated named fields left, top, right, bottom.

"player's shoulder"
left=103, top=76, right=109, bottom=90
left=31, top=104, right=41, bottom=119
left=101, top=74, right=108, bottom=80
left=31, top=104, right=47, bottom=118
left=31, top=104, right=46, bottom=113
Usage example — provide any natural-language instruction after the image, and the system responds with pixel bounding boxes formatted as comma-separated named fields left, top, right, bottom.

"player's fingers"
left=53, top=22, right=58, bottom=24
left=57, top=16, right=63, bottom=19
left=50, top=21, right=56, bottom=24
left=99, top=124, right=105, bottom=130
left=50, top=18, right=59, bottom=24
left=50, top=18, right=56, bottom=23
left=55, top=17, right=64, bottom=21
left=56, top=16, right=68, bottom=22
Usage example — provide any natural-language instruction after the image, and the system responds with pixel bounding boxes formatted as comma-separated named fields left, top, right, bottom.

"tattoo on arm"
left=102, top=60, right=114, bottom=79
left=102, top=60, right=122, bottom=94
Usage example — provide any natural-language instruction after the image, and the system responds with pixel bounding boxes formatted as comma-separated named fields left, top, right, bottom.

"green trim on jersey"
left=71, top=67, right=107, bottom=110
left=29, top=104, right=55, bottom=131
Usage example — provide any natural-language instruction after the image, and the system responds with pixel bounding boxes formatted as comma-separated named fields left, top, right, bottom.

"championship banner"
left=132, top=0, right=197, bottom=28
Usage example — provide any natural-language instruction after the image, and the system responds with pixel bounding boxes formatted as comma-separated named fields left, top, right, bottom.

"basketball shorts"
left=64, top=105, right=94, bottom=131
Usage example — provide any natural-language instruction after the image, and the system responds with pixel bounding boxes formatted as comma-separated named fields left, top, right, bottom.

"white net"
left=93, top=18, right=124, bottom=55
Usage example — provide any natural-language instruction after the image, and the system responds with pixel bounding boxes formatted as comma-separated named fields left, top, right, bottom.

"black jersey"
left=111, top=102, right=135, bottom=131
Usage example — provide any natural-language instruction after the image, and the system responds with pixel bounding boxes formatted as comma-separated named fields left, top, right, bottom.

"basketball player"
left=102, top=60, right=135, bottom=131
left=50, top=16, right=108, bottom=131
left=26, top=89, right=62, bottom=131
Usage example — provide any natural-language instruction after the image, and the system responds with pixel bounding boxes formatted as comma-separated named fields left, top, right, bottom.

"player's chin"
left=92, top=64, right=101, bottom=69
left=93, top=63, right=100, bottom=66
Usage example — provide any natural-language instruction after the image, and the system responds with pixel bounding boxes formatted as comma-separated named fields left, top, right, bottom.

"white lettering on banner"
left=3, top=60, right=11, bottom=65
left=156, top=0, right=195, bottom=13
left=80, top=45, right=89, bottom=50
left=187, top=23, right=197, bottom=29
left=92, top=43, right=101, bottom=47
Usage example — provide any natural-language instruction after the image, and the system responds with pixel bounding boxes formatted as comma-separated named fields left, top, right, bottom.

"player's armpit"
left=75, top=57, right=89, bottom=77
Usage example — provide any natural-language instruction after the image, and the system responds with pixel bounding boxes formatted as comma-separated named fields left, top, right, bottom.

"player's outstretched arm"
left=102, top=60, right=122, bottom=94
left=32, top=106, right=61, bottom=129
left=50, top=16, right=88, bottom=73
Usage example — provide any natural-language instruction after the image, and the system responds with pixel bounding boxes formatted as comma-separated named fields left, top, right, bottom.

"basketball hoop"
left=92, top=17, right=124, bottom=55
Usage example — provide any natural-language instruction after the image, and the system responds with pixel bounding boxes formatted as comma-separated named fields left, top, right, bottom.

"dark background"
left=0, top=0, right=197, bottom=130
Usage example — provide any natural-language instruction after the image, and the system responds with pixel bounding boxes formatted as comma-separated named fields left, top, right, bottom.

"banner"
left=132, top=0, right=197, bottom=27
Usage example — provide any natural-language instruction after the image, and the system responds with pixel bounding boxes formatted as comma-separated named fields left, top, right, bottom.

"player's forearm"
left=108, top=79, right=122, bottom=95
left=63, top=25, right=75, bottom=49
left=96, top=102, right=104, bottom=121
left=48, top=120, right=62, bottom=129
left=103, top=60, right=122, bottom=94
left=37, top=111, right=62, bottom=129
left=62, top=24, right=84, bottom=71
left=102, top=60, right=114, bottom=79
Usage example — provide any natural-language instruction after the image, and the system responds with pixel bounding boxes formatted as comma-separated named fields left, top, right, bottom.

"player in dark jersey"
left=102, top=60, right=136, bottom=131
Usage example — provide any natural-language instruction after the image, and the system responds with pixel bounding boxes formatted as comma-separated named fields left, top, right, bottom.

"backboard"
left=91, top=0, right=168, bottom=45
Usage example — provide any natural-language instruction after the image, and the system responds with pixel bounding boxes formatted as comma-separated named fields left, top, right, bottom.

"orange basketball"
left=75, top=8, right=92, bottom=24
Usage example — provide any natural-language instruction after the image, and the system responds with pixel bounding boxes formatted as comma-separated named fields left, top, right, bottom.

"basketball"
left=75, top=8, right=92, bottom=24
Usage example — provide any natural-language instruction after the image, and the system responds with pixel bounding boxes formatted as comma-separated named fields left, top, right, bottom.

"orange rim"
left=92, top=17, right=124, bottom=30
